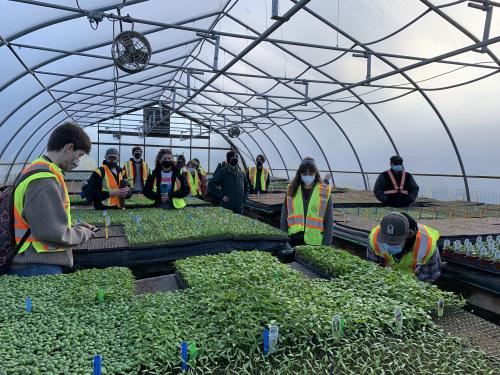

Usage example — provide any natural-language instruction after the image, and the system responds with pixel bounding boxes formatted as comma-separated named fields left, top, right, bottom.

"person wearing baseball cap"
left=367, top=212, right=442, bottom=282
left=373, top=155, right=419, bottom=208
left=86, top=147, right=132, bottom=210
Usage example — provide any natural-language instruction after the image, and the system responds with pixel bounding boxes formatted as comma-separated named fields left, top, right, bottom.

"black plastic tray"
left=73, top=236, right=291, bottom=269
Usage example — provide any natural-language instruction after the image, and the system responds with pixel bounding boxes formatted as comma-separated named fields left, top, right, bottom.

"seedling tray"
left=294, top=253, right=333, bottom=280
left=442, top=250, right=500, bottom=276
left=73, top=227, right=291, bottom=269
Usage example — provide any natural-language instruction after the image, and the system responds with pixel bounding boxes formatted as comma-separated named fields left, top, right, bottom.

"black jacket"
left=87, top=161, right=132, bottom=210
left=208, top=165, right=249, bottom=214
left=143, top=166, right=189, bottom=207
left=373, top=170, right=419, bottom=208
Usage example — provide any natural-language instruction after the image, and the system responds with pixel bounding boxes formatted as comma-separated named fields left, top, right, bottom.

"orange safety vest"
left=13, top=157, right=71, bottom=253
left=384, top=169, right=408, bottom=195
left=95, top=165, right=124, bottom=208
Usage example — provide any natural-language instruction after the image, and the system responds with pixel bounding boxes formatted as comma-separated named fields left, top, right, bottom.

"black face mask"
left=134, top=152, right=142, bottom=159
left=162, top=160, right=174, bottom=169
left=107, top=160, right=118, bottom=168
left=230, top=157, right=239, bottom=166
left=256, top=160, right=263, bottom=167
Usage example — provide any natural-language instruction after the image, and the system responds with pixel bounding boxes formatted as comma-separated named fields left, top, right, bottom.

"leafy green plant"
left=0, top=253, right=492, bottom=375
left=71, top=207, right=287, bottom=246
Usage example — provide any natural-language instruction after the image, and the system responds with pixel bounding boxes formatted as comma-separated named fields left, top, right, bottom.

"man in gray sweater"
left=8, top=123, right=96, bottom=277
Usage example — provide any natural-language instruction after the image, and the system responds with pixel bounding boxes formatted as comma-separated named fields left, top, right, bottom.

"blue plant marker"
left=181, top=341, right=189, bottom=371
left=134, top=215, right=141, bottom=224
left=25, top=297, right=32, bottom=313
left=76, top=218, right=81, bottom=225
left=263, top=328, right=269, bottom=356
left=93, top=355, right=102, bottom=375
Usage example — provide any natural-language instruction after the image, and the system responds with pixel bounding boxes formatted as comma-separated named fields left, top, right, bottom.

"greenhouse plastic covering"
left=1, top=0, right=500, bottom=201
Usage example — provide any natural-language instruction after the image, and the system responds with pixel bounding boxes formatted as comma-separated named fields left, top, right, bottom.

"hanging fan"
left=111, top=31, right=152, bottom=73
left=228, top=126, right=241, bottom=138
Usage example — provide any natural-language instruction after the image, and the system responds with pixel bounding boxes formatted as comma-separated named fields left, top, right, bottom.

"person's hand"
left=79, top=222, right=98, bottom=232
left=222, top=196, right=229, bottom=203
left=119, top=187, right=130, bottom=197
left=161, top=194, right=170, bottom=202
left=109, top=189, right=121, bottom=197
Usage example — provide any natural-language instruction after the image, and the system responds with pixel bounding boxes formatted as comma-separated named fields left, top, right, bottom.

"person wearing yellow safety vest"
left=192, top=158, right=208, bottom=195
left=367, top=212, right=442, bottom=283
left=280, top=158, right=333, bottom=247
left=247, top=154, right=270, bottom=194
left=374, top=155, right=419, bottom=208
left=123, top=146, right=150, bottom=193
left=87, top=148, right=132, bottom=210
left=193, top=158, right=207, bottom=177
left=144, top=149, right=189, bottom=208
left=8, top=123, right=96, bottom=277
left=186, top=160, right=206, bottom=197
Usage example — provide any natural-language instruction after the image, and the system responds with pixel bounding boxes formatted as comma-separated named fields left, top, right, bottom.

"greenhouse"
left=1, top=0, right=500, bottom=373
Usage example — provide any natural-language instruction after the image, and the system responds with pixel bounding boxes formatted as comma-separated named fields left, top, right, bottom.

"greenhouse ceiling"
left=1, top=0, right=500, bottom=200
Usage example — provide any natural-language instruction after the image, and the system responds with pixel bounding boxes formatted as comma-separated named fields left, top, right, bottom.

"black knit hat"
left=390, top=155, right=403, bottom=164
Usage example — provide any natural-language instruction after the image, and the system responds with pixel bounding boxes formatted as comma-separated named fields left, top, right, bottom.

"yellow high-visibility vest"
left=368, top=224, right=439, bottom=274
left=248, top=166, right=269, bottom=191
left=286, top=183, right=331, bottom=245
left=13, top=157, right=71, bottom=253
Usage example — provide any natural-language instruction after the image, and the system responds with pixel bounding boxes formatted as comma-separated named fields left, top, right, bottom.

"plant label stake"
left=96, top=289, right=105, bottom=304
left=25, top=297, right=32, bottom=313
left=332, top=314, right=344, bottom=338
left=188, top=343, right=197, bottom=365
left=443, top=239, right=451, bottom=249
left=480, top=247, right=488, bottom=259
left=263, top=328, right=269, bottom=356
left=466, top=247, right=474, bottom=257
left=93, top=355, right=102, bottom=375
left=494, top=250, right=500, bottom=262
left=105, top=215, right=110, bottom=239
left=263, top=324, right=279, bottom=357
left=437, top=299, right=444, bottom=318
left=394, top=307, right=403, bottom=335
left=134, top=215, right=141, bottom=224
left=181, top=341, right=189, bottom=371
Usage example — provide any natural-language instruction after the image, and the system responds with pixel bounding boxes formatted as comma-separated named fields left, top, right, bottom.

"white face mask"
left=301, top=175, right=315, bottom=186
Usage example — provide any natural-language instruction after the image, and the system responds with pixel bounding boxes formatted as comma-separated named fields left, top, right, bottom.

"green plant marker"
left=437, top=299, right=444, bottom=318
left=332, top=314, right=344, bottom=338
left=394, top=307, right=403, bottom=335
left=96, top=289, right=105, bottom=304
left=188, top=343, right=197, bottom=364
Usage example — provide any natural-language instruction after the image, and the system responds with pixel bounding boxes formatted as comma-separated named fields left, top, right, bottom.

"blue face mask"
left=391, top=165, right=404, bottom=172
left=381, top=242, right=404, bottom=255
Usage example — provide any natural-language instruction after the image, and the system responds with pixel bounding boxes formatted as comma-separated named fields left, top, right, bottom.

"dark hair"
left=47, top=122, right=91, bottom=153
left=226, top=151, right=236, bottom=162
left=193, top=158, right=201, bottom=164
left=287, top=157, right=321, bottom=196
left=256, top=154, right=265, bottom=162
left=155, top=149, right=172, bottom=169
left=177, top=154, right=186, bottom=162
left=132, top=146, right=142, bottom=153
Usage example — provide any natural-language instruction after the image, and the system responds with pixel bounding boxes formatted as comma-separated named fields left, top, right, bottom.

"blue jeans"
left=7, top=264, right=63, bottom=277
